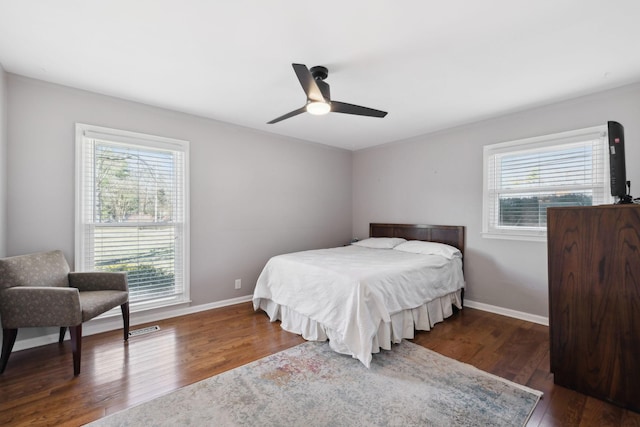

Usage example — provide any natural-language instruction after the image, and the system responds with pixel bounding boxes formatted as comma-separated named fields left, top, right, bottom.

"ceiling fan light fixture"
left=306, top=101, right=331, bottom=115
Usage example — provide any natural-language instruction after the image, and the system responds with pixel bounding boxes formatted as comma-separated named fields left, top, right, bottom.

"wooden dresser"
left=547, top=204, right=640, bottom=412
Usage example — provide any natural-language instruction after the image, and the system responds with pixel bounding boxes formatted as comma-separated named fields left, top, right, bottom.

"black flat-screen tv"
left=608, top=121, right=630, bottom=203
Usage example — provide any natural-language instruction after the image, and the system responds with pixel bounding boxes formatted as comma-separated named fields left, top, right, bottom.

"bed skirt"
left=254, top=290, right=463, bottom=361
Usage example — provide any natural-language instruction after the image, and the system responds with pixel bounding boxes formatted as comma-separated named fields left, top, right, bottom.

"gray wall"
left=0, top=65, right=6, bottom=257
left=353, top=83, right=640, bottom=318
left=6, top=74, right=352, bottom=309
left=6, top=71, right=640, bottom=334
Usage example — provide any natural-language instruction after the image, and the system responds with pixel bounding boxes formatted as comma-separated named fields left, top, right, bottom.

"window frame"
left=482, top=125, right=612, bottom=242
left=75, top=123, right=190, bottom=312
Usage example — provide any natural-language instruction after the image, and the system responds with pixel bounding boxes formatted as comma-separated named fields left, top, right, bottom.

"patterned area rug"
left=87, top=341, right=542, bottom=426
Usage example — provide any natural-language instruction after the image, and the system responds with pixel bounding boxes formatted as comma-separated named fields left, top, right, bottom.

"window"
left=483, top=125, right=611, bottom=241
left=76, top=124, right=190, bottom=310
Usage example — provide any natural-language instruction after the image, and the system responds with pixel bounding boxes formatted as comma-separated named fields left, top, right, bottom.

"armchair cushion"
left=79, top=290, right=129, bottom=321
left=0, top=287, right=82, bottom=328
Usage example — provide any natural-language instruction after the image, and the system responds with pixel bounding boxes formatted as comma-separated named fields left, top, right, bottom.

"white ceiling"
left=1, top=1, right=640, bottom=151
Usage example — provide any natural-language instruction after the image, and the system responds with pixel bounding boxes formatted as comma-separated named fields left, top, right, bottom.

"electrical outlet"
left=234, top=279, right=241, bottom=289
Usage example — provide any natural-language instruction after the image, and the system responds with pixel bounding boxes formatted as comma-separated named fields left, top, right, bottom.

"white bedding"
left=252, top=245, right=465, bottom=367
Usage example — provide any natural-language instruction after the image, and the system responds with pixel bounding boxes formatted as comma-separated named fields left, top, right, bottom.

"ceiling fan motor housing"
left=309, top=66, right=328, bottom=81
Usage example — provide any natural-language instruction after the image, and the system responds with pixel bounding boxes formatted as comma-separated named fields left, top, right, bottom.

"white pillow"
left=351, top=237, right=407, bottom=249
left=393, top=240, right=461, bottom=259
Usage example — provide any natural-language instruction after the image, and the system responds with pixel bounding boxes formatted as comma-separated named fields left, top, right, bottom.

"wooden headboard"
left=369, top=223, right=465, bottom=257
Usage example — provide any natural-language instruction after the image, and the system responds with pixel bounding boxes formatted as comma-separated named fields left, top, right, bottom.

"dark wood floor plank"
left=580, top=397, right=624, bottom=426
left=0, top=303, right=638, bottom=426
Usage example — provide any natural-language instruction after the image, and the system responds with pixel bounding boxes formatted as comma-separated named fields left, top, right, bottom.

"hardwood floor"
left=1, top=303, right=639, bottom=426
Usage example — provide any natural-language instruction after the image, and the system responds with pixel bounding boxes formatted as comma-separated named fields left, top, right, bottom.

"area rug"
left=87, top=341, right=542, bottom=426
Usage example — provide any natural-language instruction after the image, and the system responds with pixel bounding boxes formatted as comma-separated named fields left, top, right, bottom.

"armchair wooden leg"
left=121, top=302, right=130, bottom=341
left=59, top=327, right=67, bottom=343
left=1, top=328, right=18, bottom=374
left=69, top=324, right=82, bottom=376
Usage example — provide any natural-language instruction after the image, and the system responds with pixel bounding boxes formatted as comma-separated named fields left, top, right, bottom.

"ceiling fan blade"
left=267, top=106, right=307, bottom=124
left=331, top=101, right=387, bottom=118
left=292, top=63, right=326, bottom=102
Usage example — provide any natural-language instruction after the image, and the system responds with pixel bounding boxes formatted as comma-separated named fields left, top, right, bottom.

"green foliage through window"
left=95, top=146, right=175, bottom=224
left=499, top=193, right=592, bottom=227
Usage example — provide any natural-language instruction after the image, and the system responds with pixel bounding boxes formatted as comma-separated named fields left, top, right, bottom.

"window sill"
left=481, top=232, right=547, bottom=242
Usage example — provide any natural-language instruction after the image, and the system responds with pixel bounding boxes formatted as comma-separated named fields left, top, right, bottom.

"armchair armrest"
left=0, top=287, right=82, bottom=328
left=69, top=272, right=129, bottom=292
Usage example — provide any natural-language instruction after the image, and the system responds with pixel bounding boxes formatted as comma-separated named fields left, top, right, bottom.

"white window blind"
left=76, top=124, right=190, bottom=309
left=483, top=125, right=612, bottom=241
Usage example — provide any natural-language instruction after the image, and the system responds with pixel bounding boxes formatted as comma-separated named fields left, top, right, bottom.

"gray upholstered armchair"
left=0, top=250, right=129, bottom=376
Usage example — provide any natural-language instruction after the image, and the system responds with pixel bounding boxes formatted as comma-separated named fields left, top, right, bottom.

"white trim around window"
left=482, top=125, right=612, bottom=242
left=75, top=123, right=190, bottom=312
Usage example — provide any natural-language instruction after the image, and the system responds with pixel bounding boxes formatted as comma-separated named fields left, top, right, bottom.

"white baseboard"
left=464, top=299, right=549, bottom=326
left=12, top=294, right=254, bottom=352
left=12, top=295, right=547, bottom=352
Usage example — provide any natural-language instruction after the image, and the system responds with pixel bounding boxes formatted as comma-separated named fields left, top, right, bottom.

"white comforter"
left=252, top=245, right=465, bottom=366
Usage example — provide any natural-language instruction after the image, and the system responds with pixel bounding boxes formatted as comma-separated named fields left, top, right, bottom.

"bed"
left=253, top=223, right=465, bottom=367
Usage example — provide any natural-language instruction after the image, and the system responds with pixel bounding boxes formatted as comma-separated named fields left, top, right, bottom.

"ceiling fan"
left=267, top=63, right=388, bottom=124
